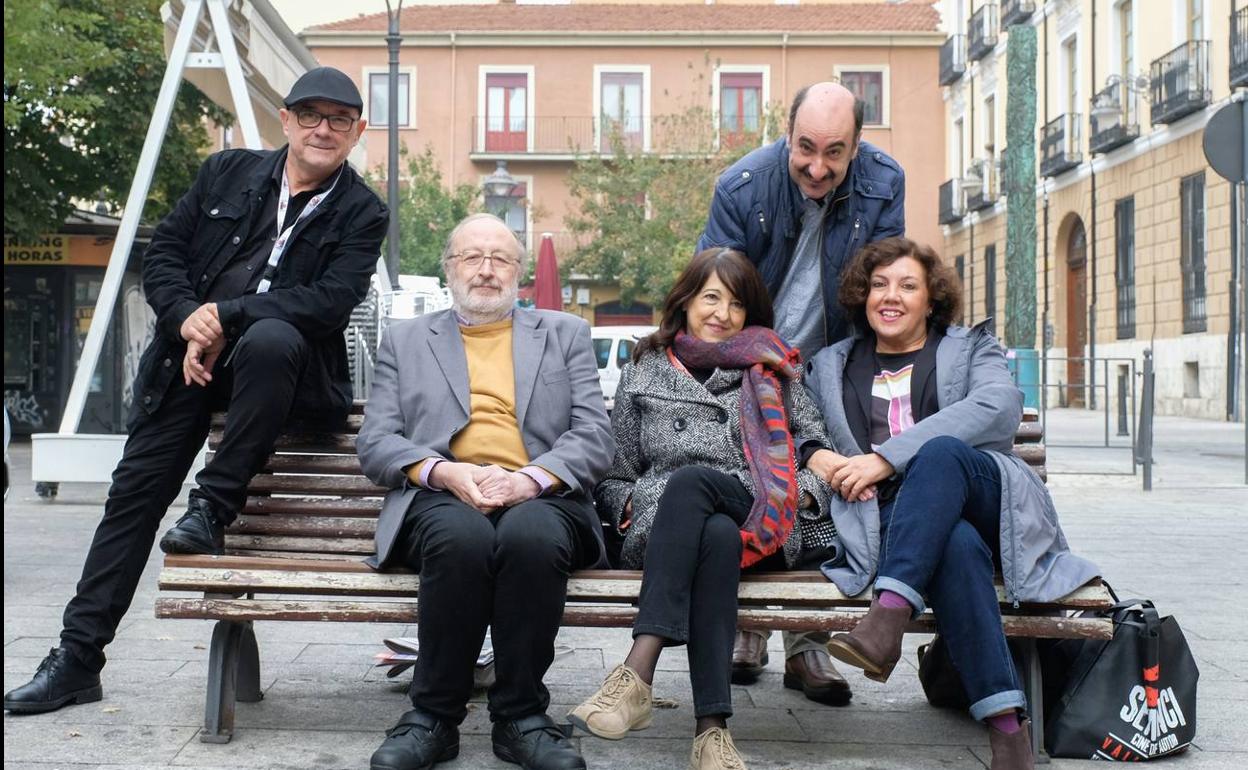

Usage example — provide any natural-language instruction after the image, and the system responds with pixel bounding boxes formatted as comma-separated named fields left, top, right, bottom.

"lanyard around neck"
left=256, top=164, right=343, bottom=293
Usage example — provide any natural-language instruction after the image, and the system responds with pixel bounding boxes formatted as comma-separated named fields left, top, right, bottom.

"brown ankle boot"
left=825, top=596, right=910, bottom=682
left=989, top=718, right=1034, bottom=770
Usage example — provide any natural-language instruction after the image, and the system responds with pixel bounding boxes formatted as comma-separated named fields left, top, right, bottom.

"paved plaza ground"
left=4, top=408, right=1246, bottom=769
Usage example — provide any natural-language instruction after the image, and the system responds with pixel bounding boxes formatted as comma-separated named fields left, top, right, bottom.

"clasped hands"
left=806, top=448, right=894, bottom=503
left=180, top=303, right=223, bottom=387
left=430, top=461, right=540, bottom=514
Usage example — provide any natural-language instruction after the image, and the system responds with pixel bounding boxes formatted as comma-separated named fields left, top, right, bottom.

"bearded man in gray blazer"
left=358, top=213, right=613, bottom=770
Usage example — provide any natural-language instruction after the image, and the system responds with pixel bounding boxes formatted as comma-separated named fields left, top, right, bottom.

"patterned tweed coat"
left=596, top=347, right=834, bottom=569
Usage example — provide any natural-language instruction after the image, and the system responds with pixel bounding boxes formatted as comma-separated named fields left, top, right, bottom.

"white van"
left=591, top=325, right=656, bottom=411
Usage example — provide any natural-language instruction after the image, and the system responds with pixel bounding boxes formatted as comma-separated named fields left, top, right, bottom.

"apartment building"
left=300, top=2, right=946, bottom=324
left=938, top=0, right=1245, bottom=419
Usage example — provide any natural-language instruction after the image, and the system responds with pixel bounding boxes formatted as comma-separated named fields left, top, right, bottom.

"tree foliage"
left=371, top=146, right=482, bottom=280
left=563, top=73, right=781, bottom=305
left=4, top=0, right=231, bottom=240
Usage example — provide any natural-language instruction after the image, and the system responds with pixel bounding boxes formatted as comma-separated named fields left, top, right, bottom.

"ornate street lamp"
left=383, top=0, right=404, bottom=286
left=482, top=160, right=518, bottom=218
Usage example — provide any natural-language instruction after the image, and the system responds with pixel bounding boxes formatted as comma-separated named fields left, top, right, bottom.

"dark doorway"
left=1065, top=219, right=1088, bottom=407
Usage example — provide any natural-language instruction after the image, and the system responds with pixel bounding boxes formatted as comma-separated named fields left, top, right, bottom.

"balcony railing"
left=966, top=158, right=1000, bottom=211
left=1233, top=7, right=1248, bottom=88
left=939, top=178, right=966, bottom=225
left=469, top=115, right=738, bottom=157
left=1040, top=113, right=1082, bottom=177
left=1001, top=0, right=1035, bottom=27
left=1150, top=41, right=1212, bottom=125
left=1089, top=79, right=1141, bottom=155
left=940, top=35, right=968, bottom=86
left=968, top=4, right=1000, bottom=61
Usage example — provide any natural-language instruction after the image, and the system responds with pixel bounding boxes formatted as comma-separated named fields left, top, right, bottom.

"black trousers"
left=60, top=319, right=314, bottom=671
left=633, top=466, right=755, bottom=719
left=390, top=490, right=598, bottom=725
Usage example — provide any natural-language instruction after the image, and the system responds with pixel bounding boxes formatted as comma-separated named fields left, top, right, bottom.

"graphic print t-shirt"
left=869, top=350, right=921, bottom=450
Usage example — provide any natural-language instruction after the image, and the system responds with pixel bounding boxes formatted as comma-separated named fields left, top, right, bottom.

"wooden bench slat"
left=224, top=534, right=376, bottom=554
left=210, top=413, right=365, bottom=431
left=208, top=454, right=364, bottom=475
left=231, top=515, right=376, bottom=538
left=155, top=599, right=1113, bottom=640
left=242, top=497, right=382, bottom=516
left=1014, top=422, right=1043, bottom=443
left=245, top=475, right=385, bottom=496
left=159, top=566, right=1114, bottom=609
left=211, top=431, right=359, bottom=453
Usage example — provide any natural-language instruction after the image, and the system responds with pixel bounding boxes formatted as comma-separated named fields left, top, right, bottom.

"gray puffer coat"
left=596, top=347, right=833, bottom=569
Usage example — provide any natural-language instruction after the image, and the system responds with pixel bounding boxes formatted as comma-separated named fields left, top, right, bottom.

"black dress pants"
left=60, top=319, right=314, bottom=672
left=390, top=490, right=598, bottom=725
left=633, top=466, right=754, bottom=719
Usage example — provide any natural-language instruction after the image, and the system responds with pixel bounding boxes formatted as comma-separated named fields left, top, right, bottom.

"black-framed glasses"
left=293, top=108, right=357, bottom=133
left=451, top=250, right=520, bottom=270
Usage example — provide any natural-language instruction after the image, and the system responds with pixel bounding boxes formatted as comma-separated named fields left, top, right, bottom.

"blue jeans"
left=875, top=435, right=1026, bottom=721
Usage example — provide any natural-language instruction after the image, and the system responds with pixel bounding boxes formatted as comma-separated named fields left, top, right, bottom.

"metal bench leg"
left=201, top=620, right=243, bottom=744
left=236, top=621, right=264, bottom=703
left=1020, top=638, right=1049, bottom=764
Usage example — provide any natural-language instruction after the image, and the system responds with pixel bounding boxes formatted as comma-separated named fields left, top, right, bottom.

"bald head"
left=788, top=82, right=863, bottom=140
left=786, top=82, right=864, bottom=200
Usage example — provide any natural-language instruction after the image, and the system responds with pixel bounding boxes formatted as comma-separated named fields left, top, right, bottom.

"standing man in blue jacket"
left=697, top=81, right=906, bottom=707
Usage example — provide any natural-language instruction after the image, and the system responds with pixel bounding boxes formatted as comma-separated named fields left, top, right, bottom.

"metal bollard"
left=1117, top=370, right=1130, bottom=437
left=1136, top=349, right=1155, bottom=491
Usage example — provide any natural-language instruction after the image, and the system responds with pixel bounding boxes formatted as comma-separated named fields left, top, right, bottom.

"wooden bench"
left=156, top=404, right=1112, bottom=760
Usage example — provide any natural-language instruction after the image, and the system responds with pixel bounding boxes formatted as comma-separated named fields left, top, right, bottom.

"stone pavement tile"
left=46, top=694, right=204, bottom=727
left=790, top=707, right=987, bottom=747
left=0, top=721, right=198, bottom=766
left=2, top=635, right=308, bottom=665
left=583, top=737, right=985, bottom=769
left=168, top=727, right=399, bottom=769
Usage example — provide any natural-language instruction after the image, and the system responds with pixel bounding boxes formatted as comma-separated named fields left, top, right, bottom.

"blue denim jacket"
left=697, top=137, right=905, bottom=346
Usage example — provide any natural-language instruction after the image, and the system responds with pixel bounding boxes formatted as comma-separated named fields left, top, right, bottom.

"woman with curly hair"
left=803, top=237, right=1099, bottom=770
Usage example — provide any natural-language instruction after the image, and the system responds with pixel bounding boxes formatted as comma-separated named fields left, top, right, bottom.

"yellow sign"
left=4, top=234, right=114, bottom=266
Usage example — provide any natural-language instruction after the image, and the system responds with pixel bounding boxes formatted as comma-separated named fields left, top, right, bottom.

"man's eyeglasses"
left=451, top=250, right=521, bottom=270
left=293, top=108, right=357, bottom=133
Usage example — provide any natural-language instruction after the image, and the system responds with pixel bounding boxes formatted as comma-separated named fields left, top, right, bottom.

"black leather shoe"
left=492, top=714, right=586, bottom=770
left=4, top=647, right=102, bottom=714
left=159, top=495, right=226, bottom=555
left=371, top=709, right=459, bottom=770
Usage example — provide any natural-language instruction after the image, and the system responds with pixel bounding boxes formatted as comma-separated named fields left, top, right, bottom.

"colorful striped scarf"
left=670, top=327, right=802, bottom=567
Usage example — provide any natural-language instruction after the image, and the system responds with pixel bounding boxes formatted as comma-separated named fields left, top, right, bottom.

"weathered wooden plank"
left=155, top=599, right=1112, bottom=639
left=207, top=454, right=364, bottom=475
left=210, top=430, right=358, bottom=453
left=241, top=497, right=382, bottom=517
left=158, top=566, right=1113, bottom=609
left=246, top=474, right=385, bottom=496
left=165, top=554, right=399, bottom=572
left=223, top=534, right=375, bottom=554
left=229, top=516, right=375, bottom=538
left=1014, top=421, right=1043, bottom=443
left=1011, top=444, right=1046, bottom=464
left=210, top=413, right=365, bottom=432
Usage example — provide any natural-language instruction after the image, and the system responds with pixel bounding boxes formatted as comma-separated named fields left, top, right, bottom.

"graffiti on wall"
left=121, top=285, right=156, bottom=409
left=4, top=390, right=46, bottom=428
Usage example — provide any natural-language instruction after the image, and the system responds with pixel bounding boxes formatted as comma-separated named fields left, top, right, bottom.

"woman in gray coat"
left=568, top=248, right=832, bottom=770
left=804, top=238, right=1099, bottom=770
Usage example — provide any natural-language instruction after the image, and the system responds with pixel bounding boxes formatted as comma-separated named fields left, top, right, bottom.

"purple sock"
left=876, top=590, right=911, bottom=609
left=988, top=712, right=1022, bottom=734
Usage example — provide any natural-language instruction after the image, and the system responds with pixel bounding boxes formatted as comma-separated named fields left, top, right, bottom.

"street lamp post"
left=384, top=0, right=404, bottom=286
left=482, top=160, right=518, bottom=220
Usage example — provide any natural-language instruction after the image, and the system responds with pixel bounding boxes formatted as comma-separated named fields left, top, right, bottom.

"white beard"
left=449, top=276, right=518, bottom=324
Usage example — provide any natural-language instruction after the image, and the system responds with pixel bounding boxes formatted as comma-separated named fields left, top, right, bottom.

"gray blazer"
left=597, top=347, right=833, bottom=569
left=805, top=322, right=1100, bottom=603
left=357, top=308, right=615, bottom=567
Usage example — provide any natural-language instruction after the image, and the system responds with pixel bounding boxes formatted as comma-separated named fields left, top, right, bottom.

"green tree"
left=370, top=147, right=482, bottom=281
left=564, top=91, right=780, bottom=305
left=4, top=0, right=230, bottom=240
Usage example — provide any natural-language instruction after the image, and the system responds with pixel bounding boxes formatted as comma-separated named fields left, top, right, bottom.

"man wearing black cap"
left=4, top=66, right=387, bottom=714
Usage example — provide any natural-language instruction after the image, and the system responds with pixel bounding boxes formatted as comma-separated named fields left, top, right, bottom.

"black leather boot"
left=159, top=494, right=226, bottom=555
left=4, top=647, right=102, bottom=714
left=371, top=709, right=459, bottom=770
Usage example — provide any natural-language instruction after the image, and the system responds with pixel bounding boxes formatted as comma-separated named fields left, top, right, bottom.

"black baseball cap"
left=284, top=67, right=363, bottom=112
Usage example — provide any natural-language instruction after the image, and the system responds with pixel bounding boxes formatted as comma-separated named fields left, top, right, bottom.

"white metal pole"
left=57, top=0, right=206, bottom=434
left=206, top=0, right=262, bottom=149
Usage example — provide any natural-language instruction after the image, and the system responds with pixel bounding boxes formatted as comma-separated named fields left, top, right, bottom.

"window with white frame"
left=838, top=69, right=887, bottom=126
left=1188, top=0, right=1204, bottom=40
left=719, top=72, right=763, bottom=135
left=597, top=69, right=646, bottom=152
left=484, top=72, right=529, bottom=152
left=367, top=70, right=413, bottom=128
left=1063, top=37, right=1079, bottom=117
left=1118, top=0, right=1135, bottom=77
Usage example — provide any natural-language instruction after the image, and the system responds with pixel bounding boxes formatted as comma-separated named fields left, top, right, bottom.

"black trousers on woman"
left=633, top=466, right=755, bottom=719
